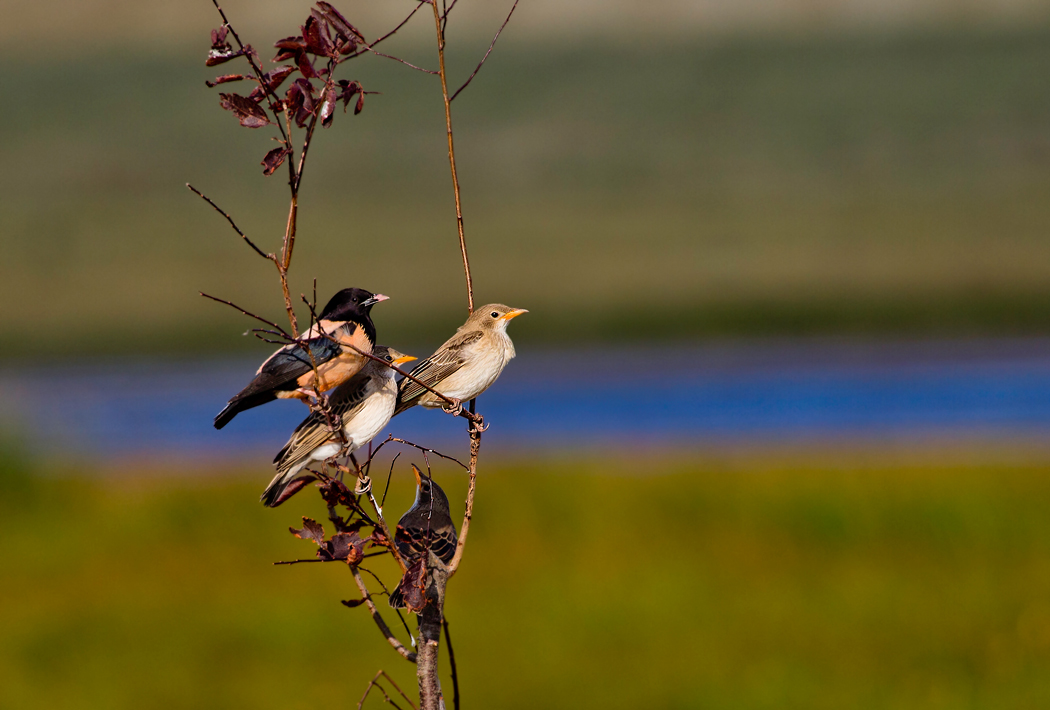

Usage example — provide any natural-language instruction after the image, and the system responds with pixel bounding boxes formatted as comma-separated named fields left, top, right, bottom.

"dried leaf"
left=249, top=65, right=297, bottom=102
left=290, top=517, right=326, bottom=546
left=206, top=48, right=243, bottom=67
left=304, top=13, right=336, bottom=58
left=354, top=92, right=364, bottom=115
left=271, top=475, right=313, bottom=505
left=211, top=26, right=229, bottom=49
left=274, top=35, right=307, bottom=51
left=320, top=531, right=364, bottom=563
left=316, top=2, right=364, bottom=43
left=319, top=88, right=336, bottom=128
left=218, top=92, right=271, bottom=128
left=296, top=50, right=319, bottom=80
left=206, top=73, right=246, bottom=88
left=341, top=598, right=367, bottom=608
left=261, top=146, right=291, bottom=176
left=398, top=559, right=427, bottom=613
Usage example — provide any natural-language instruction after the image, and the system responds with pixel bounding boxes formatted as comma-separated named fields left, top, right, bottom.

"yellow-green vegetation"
left=3, top=450, right=1050, bottom=709
left=4, top=29, right=1050, bottom=358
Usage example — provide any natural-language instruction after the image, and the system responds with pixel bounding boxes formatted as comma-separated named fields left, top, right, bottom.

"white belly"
left=344, top=386, right=397, bottom=452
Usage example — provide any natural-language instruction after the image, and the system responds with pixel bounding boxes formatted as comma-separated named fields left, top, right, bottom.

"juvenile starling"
left=214, top=288, right=388, bottom=429
left=262, top=346, right=417, bottom=507
left=388, top=465, right=458, bottom=610
left=394, top=304, right=527, bottom=415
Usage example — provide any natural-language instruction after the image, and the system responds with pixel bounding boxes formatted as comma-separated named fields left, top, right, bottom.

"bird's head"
left=412, top=464, right=451, bottom=516
left=469, top=304, right=528, bottom=333
left=372, top=345, right=416, bottom=372
left=320, top=287, right=389, bottom=320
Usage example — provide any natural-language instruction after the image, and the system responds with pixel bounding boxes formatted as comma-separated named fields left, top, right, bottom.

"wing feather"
left=395, top=330, right=483, bottom=412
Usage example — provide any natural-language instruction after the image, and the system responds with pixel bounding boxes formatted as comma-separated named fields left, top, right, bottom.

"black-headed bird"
left=214, top=287, right=388, bottom=429
left=262, top=345, right=416, bottom=507
left=394, top=304, right=527, bottom=415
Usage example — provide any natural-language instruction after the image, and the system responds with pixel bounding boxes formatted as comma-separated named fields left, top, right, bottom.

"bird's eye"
left=384, top=355, right=392, bottom=361
left=490, top=311, right=499, bottom=318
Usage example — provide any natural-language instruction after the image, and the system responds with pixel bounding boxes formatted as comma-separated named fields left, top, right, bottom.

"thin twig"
left=339, top=1, right=428, bottom=65
left=352, top=568, right=417, bottom=663
left=430, top=0, right=474, bottom=313
left=186, top=184, right=274, bottom=261
left=199, top=292, right=292, bottom=337
left=365, top=48, right=439, bottom=74
left=443, top=616, right=460, bottom=710
left=382, top=452, right=402, bottom=508
left=358, top=670, right=418, bottom=710
left=447, top=398, right=480, bottom=577
left=449, top=0, right=520, bottom=102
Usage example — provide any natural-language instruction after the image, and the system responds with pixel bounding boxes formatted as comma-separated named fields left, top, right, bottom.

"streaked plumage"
left=394, top=304, right=527, bottom=415
left=262, top=346, right=416, bottom=507
left=389, top=466, right=458, bottom=610
left=214, top=288, right=388, bottom=429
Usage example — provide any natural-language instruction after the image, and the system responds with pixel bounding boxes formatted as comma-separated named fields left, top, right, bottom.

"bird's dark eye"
left=384, top=355, right=392, bottom=361
left=490, top=311, right=499, bottom=318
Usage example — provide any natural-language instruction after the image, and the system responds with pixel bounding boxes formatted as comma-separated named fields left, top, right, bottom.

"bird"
left=394, top=304, right=527, bottom=416
left=262, top=345, right=417, bottom=507
left=213, top=287, right=388, bottom=429
left=388, top=465, right=458, bottom=610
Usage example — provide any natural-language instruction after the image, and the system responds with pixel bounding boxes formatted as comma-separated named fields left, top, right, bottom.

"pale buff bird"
left=263, top=345, right=416, bottom=507
left=394, top=304, right=527, bottom=415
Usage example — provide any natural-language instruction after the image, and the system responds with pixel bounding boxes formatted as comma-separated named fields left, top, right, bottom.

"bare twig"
left=186, top=184, right=274, bottom=261
left=358, top=670, right=418, bottom=710
left=449, top=0, right=520, bottom=102
left=430, top=0, right=474, bottom=313
left=352, top=568, right=418, bottom=663
left=365, top=48, right=439, bottom=74
left=447, top=398, right=480, bottom=577
left=199, top=292, right=292, bottom=337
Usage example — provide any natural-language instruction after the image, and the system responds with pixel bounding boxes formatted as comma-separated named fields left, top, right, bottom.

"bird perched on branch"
left=214, top=287, right=388, bottom=429
left=262, top=345, right=417, bottom=507
left=389, top=465, right=458, bottom=610
left=394, top=304, right=527, bottom=415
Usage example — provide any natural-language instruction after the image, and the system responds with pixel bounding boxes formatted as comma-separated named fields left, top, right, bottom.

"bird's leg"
left=294, top=387, right=321, bottom=401
left=441, top=397, right=463, bottom=416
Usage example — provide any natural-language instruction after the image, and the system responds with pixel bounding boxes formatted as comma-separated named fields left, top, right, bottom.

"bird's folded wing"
left=396, top=524, right=459, bottom=566
left=243, top=333, right=344, bottom=397
left=273, top=375, right=374, bottom=471
left=396, top=330, right=483, bottom=407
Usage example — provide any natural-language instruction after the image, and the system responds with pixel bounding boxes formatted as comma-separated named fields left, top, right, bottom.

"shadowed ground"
left=3, top=450, right=1049, bottom=709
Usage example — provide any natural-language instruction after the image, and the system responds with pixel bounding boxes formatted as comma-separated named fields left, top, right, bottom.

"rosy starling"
left=214, top=288, right=388, bottom=429
left=262, top=346, right=417, bottom=507
left=394, top=303, right=527, bottom=415
left=389, top=465, right=458, bottom=609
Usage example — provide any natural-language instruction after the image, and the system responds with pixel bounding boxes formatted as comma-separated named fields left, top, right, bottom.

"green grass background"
left=4, top=450, right=1050, bottom=709
left=4, top=28, right=1050, bottom=358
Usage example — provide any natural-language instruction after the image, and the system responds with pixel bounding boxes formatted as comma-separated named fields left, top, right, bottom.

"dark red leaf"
left=274, top=35, right=307, bottom=50
left=206, top=48, right=245, bottom=66
left=273, top=49, right=297, bottom=62
left=261, top=146, right=292, bottom=176
left=271, top=476, right=313, bottom=506
left=219, top=92, right=271, bottom=128
left=340, top=598, right=367, bottom=608
left=211, top=26, right=229, bottom=49
left=336, top=39, right=357, bottom=55
left=354, top=92, right=364, bottom=115
left=295, top=49, right=319, bottom=79
left=398, top=560, right=427, bottom=613
left=316, top=2, right=365, bottom=43
left=290, top=517, right=326, bottom=545
left=319, top=532, right=364, bottom=563
left=305, top=11, right=337, bottom=58
left=249, top=65, right=297, bottom=102
left=319, top=88, right=336, bottom=128
left=206, top=73, right=246, bottom=88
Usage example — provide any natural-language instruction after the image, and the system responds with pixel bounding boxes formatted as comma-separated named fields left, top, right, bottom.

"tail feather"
left=388, top=580, right=406, bottom=609
left=213, top=390, right=277, bottom=429
left=260, top=470, right=314, bottom=507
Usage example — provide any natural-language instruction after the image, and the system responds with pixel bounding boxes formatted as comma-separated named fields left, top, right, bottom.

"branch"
left=352, top=568, right=418, bottom=663
left=199, top=292, right=293, bottom=338
left=430, top=0, right=474, bottom=313
left=443, top=616, right=460, bottom=710
left=449, top=0, right=519, bottom=102
left=447, top=398, right=480, bottom=577
left=186, top=184, right=275, bottom=261
left=358, top=670, right=418, bottom=710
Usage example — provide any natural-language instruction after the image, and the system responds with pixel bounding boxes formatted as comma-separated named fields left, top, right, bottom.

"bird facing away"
left=262, top=345, right=417, bottom=507
left=394, top=304, right=527, bottom=415
left=214, top=288, right=388, bottom=429
left=389, top=465, right=458, bottom=610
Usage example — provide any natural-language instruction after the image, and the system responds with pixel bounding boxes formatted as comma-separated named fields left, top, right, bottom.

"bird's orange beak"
left=500, top=308, right=529, bottom=321
left=412, top=464, right=423, bottom=487
left=393, top=355, right=417, bottom=366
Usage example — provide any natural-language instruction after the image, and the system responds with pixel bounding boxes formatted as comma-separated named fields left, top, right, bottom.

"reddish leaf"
left=316, top=2, right=364, bottom=43
left=398, top=560, right=427, bottom=613
left=296, top=50, right=318, bottom=80
left=206, top=48, right=244, bottom=66
left=211, top=26, right=229, bottom=49
left=303, top=13, right=336, bottom=58
left=340, top=598, right=367, bottom=608
left=354, top=92, right=364, bottom=115
left=219, top=92, right=271, bottom=128
left=290, top=517, right=326, bottom=545
left=249, top=65, right=297, bottom=102
left=261, top=146, right=292, bottom=176
left=274, top=35, right=307, bottom=51
left=271, top=475, right=313, bottom=505
left=336, top=79, right=359, bottom=111
left=206, top=73, right=246, bottom=88
left=319, top=88, right=336, bottom=128
left=320, top=532, right=364, bottom=563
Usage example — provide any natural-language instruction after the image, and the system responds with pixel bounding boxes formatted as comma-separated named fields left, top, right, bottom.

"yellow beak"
left=393, top=355, right=417, bottom=366
left=500, top=308, right=529, bottom=321
left=412, top=464, right=423, bottom=487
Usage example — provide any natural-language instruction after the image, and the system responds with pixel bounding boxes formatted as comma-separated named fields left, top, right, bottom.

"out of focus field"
left=4, top=27, right=1050, bottom=356
left=4, top=451, right=1050, bottom=709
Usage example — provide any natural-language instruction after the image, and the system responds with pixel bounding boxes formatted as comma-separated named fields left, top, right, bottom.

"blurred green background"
left=3, top=0, right=1050, bottom=707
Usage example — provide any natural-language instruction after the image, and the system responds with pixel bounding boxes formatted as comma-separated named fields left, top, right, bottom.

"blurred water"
left=2, top=338, right=1049, bottom=465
